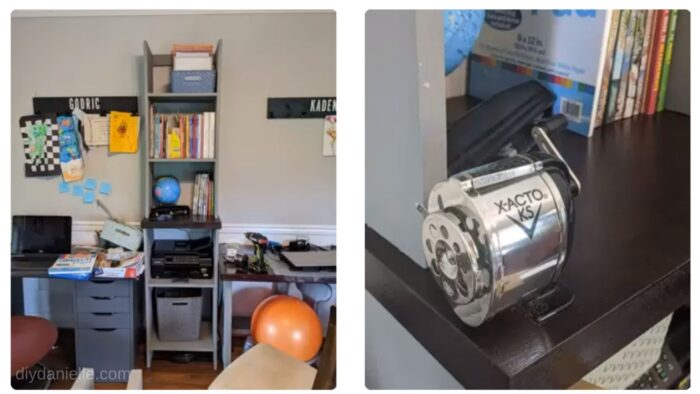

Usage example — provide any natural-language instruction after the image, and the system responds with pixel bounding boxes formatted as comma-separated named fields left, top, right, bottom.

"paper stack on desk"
left=95, top=252, right=145, bottom=279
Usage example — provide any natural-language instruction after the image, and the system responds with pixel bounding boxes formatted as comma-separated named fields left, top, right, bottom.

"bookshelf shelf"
left=142, top=39, right=223, bottom=371
left=141, top=215, right=222, bottom=229
left=147, top=278, right=216, bottom=288
left=147, top=93, right=218, bottom=103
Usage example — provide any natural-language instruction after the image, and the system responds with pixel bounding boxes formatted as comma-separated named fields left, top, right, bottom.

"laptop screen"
left=11, top=216, right=72, bottom=255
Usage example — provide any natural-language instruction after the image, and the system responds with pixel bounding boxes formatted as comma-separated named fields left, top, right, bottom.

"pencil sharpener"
left=420, top=116, right=581, bottom=327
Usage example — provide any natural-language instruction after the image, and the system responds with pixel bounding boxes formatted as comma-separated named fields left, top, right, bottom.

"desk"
left=11, top=259, right=141, bottom=383
left=219, top=250, right=336, bottom=368
left=366, top=104, right=690, bottom=388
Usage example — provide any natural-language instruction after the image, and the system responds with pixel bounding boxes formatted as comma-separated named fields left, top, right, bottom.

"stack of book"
left=149, top=109, right=216, bottom=159
left=172, top=43, right=214, bottom=71
left=192, top=173, right=214, bottom=217
left=596, top=10, right=680, bottom=128
left=48, top=253, right=98, bottom=280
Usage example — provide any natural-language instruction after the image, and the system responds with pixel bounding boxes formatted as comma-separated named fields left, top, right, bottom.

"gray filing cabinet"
left=74, top=279, right=139, bottom=382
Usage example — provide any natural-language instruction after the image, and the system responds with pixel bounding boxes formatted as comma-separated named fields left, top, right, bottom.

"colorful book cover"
left=49, top=253, right=97, bottom=280
left=645, top=10, right=670, bottom=115
left=605, top=10, right=631, bottom=124
left=656, top=10, right=678, bottom=112
left=167, top=128, right=182, bottom=158
left=613, top=10, right=638, bottom=121
left=623, top=11, right=646, bottom=119
left=468, top=10, right=611, bottom=137
left=634, top=10, right=655, bottom=116
left=594, top=10, right=621, bottom=128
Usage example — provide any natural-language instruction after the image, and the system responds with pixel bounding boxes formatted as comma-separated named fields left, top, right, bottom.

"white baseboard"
left=72, top=221, right=336, bottom=246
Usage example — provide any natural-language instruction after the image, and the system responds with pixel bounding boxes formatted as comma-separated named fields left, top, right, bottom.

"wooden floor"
left=49, top=338, right=246, bottom=390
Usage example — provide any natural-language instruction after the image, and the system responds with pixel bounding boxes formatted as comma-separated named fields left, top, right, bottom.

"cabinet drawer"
left=76, top=280, right=130, bottom=297
left=76, top=296, right=131, bottom=313
left=76, top=328, right=132, bottom=382
left=77, top=312, right=131, bottom=329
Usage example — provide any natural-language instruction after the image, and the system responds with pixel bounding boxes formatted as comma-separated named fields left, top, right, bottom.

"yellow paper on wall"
left=109, top=111, right=140, bottom=153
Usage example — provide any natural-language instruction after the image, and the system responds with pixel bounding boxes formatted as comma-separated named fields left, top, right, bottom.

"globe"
left=153, top=176, right=180, bottom=205
left=444, top=10, right=485, bottom=76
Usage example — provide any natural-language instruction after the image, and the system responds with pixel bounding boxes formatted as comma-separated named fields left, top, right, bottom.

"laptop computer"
left=11, top=215, right=72, bottom=268
left=280, top=250, right=336, bottom=271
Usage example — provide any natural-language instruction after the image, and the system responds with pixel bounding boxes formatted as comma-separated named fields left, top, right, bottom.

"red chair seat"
left=11, top=316, right=58, bottom=376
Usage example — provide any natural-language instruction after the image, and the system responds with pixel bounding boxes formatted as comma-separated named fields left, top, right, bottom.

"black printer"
left=151, top=237, right=213, bottom=279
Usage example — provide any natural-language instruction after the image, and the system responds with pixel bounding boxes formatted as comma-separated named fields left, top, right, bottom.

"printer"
left=151, top=237, right=213, bottom=279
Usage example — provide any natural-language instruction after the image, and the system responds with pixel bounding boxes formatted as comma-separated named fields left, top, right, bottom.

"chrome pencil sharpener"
left=419, top=82, right=581, bottom=327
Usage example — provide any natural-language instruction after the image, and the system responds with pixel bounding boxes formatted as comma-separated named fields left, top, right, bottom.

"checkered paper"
left=19, top=115, right=62, bottom=177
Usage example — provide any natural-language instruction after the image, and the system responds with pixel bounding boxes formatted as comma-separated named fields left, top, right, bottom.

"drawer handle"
left=172, top=302, right=189, bottom=306
left=92, top=312, right=113, bottom=316
left=92, top=328, right=116, bottom=332
left=91, top=280, right=115, bottom=284
left=91, top=296, right=112, bottom=300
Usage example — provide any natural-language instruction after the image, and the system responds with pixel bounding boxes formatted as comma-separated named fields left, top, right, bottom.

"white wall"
left=11, top=12, right=336, bottom=226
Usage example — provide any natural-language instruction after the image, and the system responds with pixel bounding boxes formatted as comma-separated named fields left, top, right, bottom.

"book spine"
left=614, top=10, right=638, bottom=121
left=201, top=173, right=207, bottom=216
left=605, top=10, right=631, bottom=123
left=209, top=179, right=214, bottom=216
left=645, top=10, right=670, bottom=115
left=595, top=10, right=621, bottom=128
left=634, top=10, right=655, bottom=116
left=193, top=173, right=200, bottom=216
left=656, top=10, right=678, bottom=112
left=623, top=10, right=646, bottom=119
left=149, top=105, right=154, bottom=158
left=210, top=112, right=216, bottom=159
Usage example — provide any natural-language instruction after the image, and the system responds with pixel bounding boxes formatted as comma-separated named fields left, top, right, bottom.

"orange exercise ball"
left=251, top=295, right=323, bottom=361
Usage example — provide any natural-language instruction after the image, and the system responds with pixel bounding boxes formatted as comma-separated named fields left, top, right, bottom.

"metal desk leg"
left=222, top=280, right=233, bottom=368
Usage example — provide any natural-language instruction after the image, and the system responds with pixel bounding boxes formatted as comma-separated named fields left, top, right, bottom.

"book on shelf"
left=644, top=10, right=670, bottom=115
left=593, top=9, right=683, bottom=126
left=605, top=10, right=631, bottom=124
left=172, top=43, right=215, bottom=71
left=612, top=10, right=637, bottom=122
left=656, top=10, right=679, bottom=112
left=149, top=107, right=216, bottom=160
left=594, top=10, right=621, bottom=128
left=633, top=10, right=655, bottom=116
left=171, top=43, right=214, bottom=55
left=468, top=10, right=612, bottom=137
left=192, top=173, right=214, bottom=217
left=623, top=10, right=646, bottom=119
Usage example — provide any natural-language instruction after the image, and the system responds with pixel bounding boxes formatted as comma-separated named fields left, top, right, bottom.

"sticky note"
left=84, top=178, right=97, bottom=191
left=99, top=182, right=112, bottom=195
left=72, top=184, right=83, bottom=197
left=59, top=181, right=70, bottom=193
left=83, top=191, right=95, bottom=204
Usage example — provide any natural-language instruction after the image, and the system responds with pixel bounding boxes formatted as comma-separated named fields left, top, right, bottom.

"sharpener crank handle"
left=531, top=126, right=581, bottom=195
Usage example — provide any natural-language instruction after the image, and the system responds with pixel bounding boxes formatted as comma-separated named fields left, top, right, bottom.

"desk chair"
left=11, top=315, right=58, bottom=389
